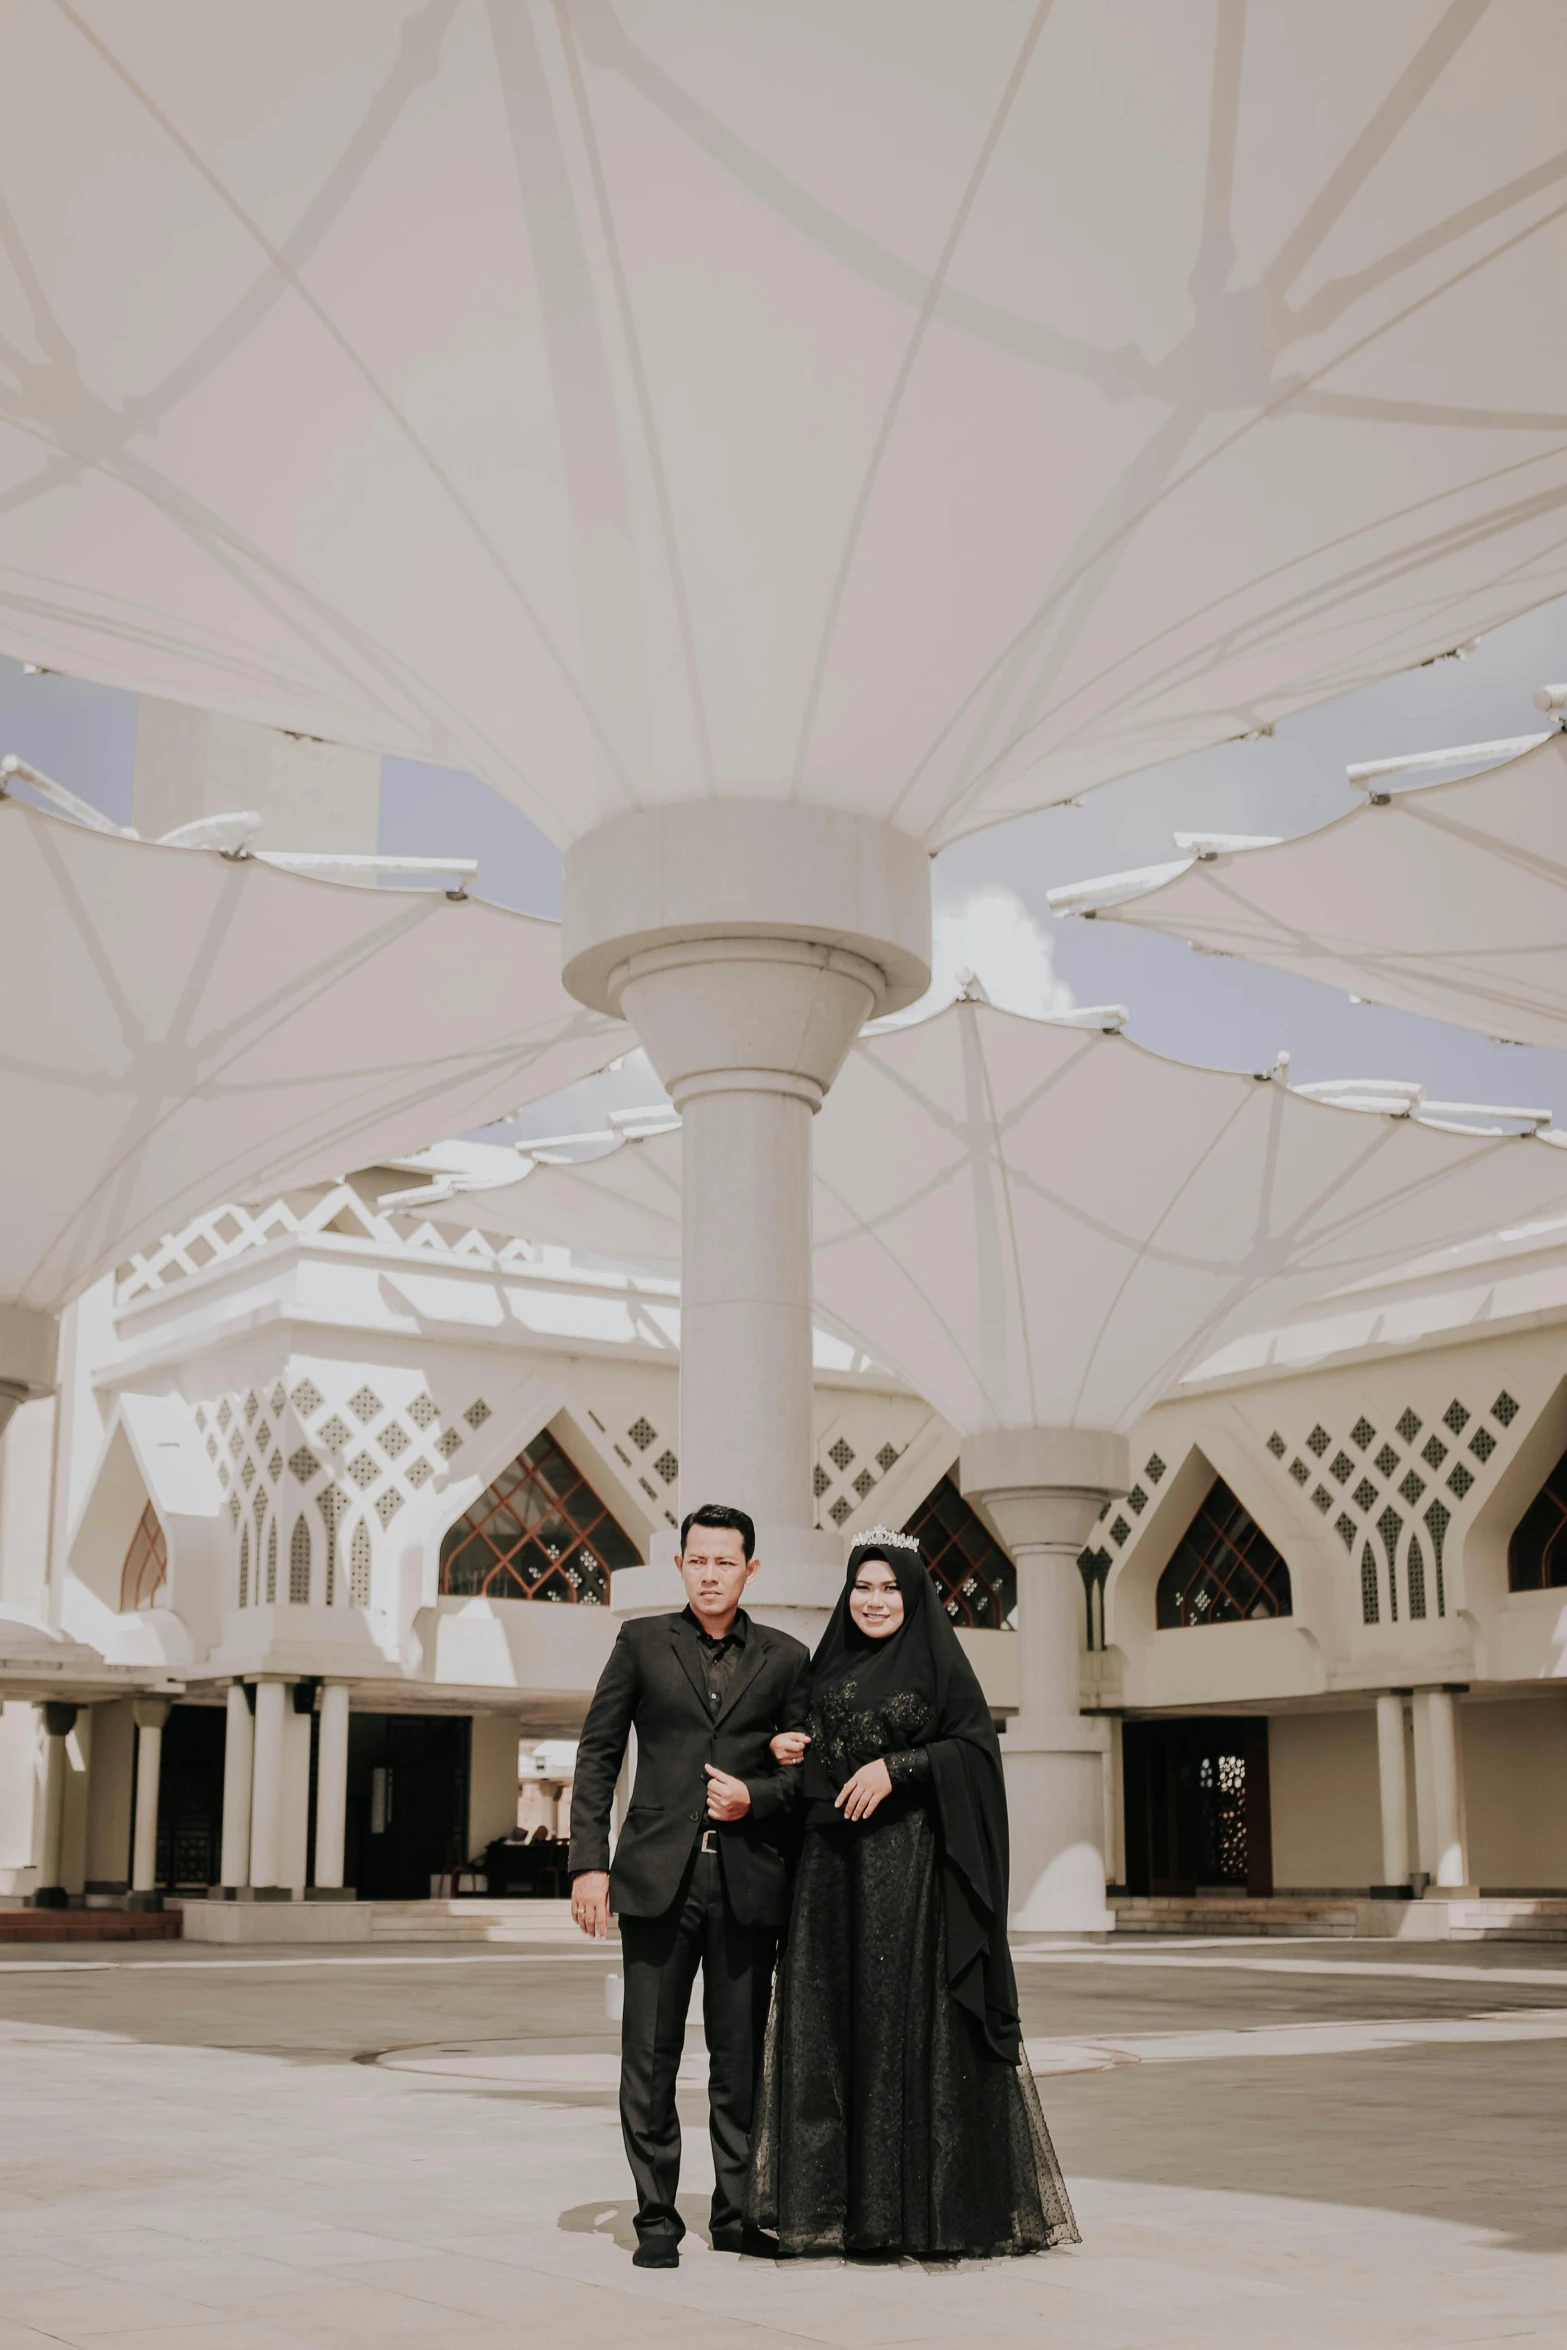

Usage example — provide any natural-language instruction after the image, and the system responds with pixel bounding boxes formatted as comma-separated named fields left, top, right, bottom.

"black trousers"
left=618, top=1845, right=777, bottom=2245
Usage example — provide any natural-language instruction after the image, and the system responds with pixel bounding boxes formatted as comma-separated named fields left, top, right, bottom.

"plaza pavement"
left=0, top=1933, right=1564, bottom=2348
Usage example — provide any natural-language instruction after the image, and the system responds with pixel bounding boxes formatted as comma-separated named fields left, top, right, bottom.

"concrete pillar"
left=0, top=1306, right=59, bottom=1446
left=129, top=1698, right=169, bottom=1899
left=219, top=1682, right=254, bottom=1891
left=34, top=1700, right=77, bottom=1907
left=1375, top=1693, right=1411, bottom=1888
left=562, top=804, right=930, bottom=1630
left=960, top=1429, right=1129, bottom=1934
left=249, top=1679, right=287, bottom=1890
left=313, top=1683, right=350, bottom=1892
left=1417, top=1689, right=1471, bottom=1891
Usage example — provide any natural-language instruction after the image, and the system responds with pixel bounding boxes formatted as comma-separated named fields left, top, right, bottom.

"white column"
left=1419, top=1689, right=1470, bottom=1890
left=249, top=1679, right=287, bottom=1890
left=961, top=1429, right=1129, bottom=1935
left=219, top=1683, right=253, bottom=1891
left=130, top=1698, right=169, bottom=1896
left=562, top=804, right=930, bottom=1627
left=313, top=1683, right=350, bottom=1892
left=35, top=1701, right=76, bottom=1905
left=1375, top=1693, right=1410, bottom=1888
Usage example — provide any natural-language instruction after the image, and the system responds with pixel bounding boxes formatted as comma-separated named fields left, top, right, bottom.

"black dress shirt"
left=685, top=1604, right=749, bottom=1714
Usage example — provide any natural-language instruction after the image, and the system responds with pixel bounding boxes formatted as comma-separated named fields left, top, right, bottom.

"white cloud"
left=889, top=882, right=1076, bottom=1025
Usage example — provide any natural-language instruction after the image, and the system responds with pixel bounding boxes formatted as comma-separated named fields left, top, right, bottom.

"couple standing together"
left=568, top=1501, right=1078, bottom=2266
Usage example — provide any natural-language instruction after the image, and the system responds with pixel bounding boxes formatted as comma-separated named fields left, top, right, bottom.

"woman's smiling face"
left=848, top=1557, right=904, bottom=1639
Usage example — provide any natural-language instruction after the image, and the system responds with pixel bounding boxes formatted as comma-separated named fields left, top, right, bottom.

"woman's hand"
left=770, top=1730, right=811, bottom=1767
left=834, top=1758, right=893, bottom=1821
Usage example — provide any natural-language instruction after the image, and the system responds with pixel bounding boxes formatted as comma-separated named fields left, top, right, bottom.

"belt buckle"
left=699, top=1828, right=718, bottom=1855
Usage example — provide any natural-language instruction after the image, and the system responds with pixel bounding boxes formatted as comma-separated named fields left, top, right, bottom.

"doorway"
left=344, top=1713, right=470, bottom=1899
left=1122, top=1717, right=1272, bottom=1896
left=152, top=1703, right=227, bottom=1891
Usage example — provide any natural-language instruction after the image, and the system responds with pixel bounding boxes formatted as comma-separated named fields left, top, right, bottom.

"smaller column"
left=249, top=1679, right=287, bottom=1893
left=1374, top=1693, right=1410, bottom=1889
left=1420, top=1688, right=1471, bottom=1891
left=129, top=1698, right=170, bottom=1906
left=219, top=1683, right=254, bottom=1893
left=311, top=1683, right=351, bottom=1895
left=33, top=1701, right=77, bottom=1909
left=960, top=1429, right=1129, bottom=1935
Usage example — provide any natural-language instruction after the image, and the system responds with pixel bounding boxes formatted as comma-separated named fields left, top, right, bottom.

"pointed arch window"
left=1509, top=1445, right=1567, bottom=1590
left=239, top=1526, right=250, bottom=1609
left=265, top=1518, right=278, bottom=1602
left=903, top=1475, right=1016, bottom=1627
left=349, top=1521, right=372, bottom=1606
left=120, top=1502, right=167, bottom=1612
left=289, top=1516, right=311, bottom=1604
left=1157, top=1478, right=1292, bottom=1628
left=440, top=1427, right=638, bottom=1603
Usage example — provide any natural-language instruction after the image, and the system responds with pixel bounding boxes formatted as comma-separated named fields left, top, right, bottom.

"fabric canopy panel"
left=0, top=796, right=627, bottom=1319
left=1052, top=730, right=1567, bottom=1049
left=400, top=1002, right=1567, bottom=1434
left=3, top=8, right=1567, bottom=844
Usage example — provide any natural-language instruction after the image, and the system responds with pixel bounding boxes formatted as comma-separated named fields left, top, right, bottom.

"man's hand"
left=704, top=1763, right=753, bottom=1822
left=570, top=1870, right=611, bottom=1939
left=770, top=1730, right=811, bottom=1766
left=834, top=1758, right=893, bottom=1822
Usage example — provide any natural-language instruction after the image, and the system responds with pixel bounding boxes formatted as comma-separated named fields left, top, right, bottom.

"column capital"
left=40, top=1700, right=78, bottom=1739
left=960, top=1428, right=1129, bottom=1555
left=561, top=801, right=931, bottom=1021
left=132, top=1697, right=171, bottom=1732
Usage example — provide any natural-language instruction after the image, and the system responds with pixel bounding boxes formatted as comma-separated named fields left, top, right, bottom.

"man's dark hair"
left=679, top=1502, right=756, bottom=1560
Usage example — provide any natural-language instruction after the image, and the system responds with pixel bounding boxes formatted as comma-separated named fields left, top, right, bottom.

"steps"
left=1111, top=1895, right=1362, bottom=1938
left=0, top=1909, right=181, bottom=1943
left=1110, top=1893, right=1567, bottom=1941
left=176, top=1896, right=592, bottom=1945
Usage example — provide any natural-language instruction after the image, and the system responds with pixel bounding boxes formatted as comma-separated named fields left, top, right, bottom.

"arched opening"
left=119, top=1502, right=168, bottom=1613
left=1156, top=1478, right=1292, bottom=1628
left=1508, top=1445, right=1567, bottom=1590
left=440, top=1426, right=639, bottom=1603
left=349, top=1520, right=372, bottom=1606
left=289, top=1516, right=311, bottom=1603
left=903, top=1474, right=1016, bottom=1627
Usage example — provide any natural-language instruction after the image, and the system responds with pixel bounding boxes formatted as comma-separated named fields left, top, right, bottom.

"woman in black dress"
left=746, top=1530, right=1078, bottom=2261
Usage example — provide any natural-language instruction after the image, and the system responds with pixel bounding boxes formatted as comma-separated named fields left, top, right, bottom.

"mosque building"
left=4, top=1140, right=1564, bottom=1941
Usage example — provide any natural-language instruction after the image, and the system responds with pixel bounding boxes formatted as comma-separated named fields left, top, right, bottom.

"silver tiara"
left=849, top=1525, right=921, bottom=1553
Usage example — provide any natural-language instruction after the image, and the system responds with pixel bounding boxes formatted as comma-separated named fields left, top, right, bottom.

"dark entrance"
left=152, top=1703, right=227, bottom=1891
left=345, top=1713, right=470, bottom=1899
left=1122, top=1717, right=1272, bottom=1897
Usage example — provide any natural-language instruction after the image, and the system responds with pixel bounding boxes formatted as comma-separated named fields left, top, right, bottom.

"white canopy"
left=3, top=7, right=1566, bottom=842
left=392, top=1000, right=1567, bottom=1435
left=1050, top=729, right=1567, bottom=1049
left=0, top=795, right=626, bottom=1337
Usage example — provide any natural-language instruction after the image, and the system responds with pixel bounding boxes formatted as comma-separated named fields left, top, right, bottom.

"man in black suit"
left=569, top=1502, right=809, bottom=2267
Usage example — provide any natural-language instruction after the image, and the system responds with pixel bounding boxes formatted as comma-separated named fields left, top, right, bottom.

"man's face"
left=677, top=1524, right=757, bottom=1624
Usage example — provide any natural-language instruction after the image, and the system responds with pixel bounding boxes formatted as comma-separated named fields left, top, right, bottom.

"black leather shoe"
left=632, top=2240, right=680, bottom=2269
left=712, top=2225, right=780, bottom=2258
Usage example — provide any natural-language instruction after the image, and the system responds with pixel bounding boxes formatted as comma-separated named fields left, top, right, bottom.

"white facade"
left=6, top=1158, right=1567, bottom=1926
left=0, top=1169, right=955, bottom=1908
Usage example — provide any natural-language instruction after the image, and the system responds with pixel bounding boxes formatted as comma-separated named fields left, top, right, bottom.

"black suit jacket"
left=568, top=1610, right=811, bottom=1929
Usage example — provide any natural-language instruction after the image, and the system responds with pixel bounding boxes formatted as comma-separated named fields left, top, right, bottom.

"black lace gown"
left=746, top=1678, right=1079, bottom=2260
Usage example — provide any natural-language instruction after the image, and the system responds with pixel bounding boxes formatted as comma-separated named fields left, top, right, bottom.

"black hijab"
left=805, top=1536, right=1023, bottom=2064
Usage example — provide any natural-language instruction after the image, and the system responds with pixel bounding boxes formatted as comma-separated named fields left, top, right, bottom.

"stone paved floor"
left=0, top=1935, right=1564, bottom=2347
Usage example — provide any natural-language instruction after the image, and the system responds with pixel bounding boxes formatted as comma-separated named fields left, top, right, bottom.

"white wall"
left=1464, top=1697, right=1567, bottom=1888
left=0, top=1398, right=55, bottom=1615
left=468, top=1714, right=522, bottom=1852
left=0, top=1701, right=40, bottom=1893
left=1268, top=1709, right=1383, bottom=1890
